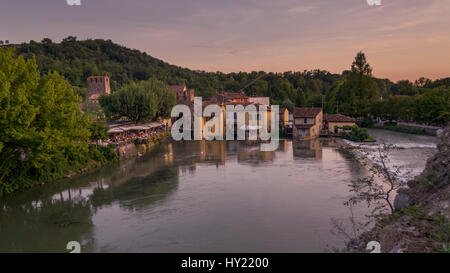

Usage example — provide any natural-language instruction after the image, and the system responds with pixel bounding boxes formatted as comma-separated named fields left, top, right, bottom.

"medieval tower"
left=87, top=76, right=111, bottom=100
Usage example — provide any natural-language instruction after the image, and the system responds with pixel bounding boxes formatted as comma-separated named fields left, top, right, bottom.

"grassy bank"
left=369, top=124, right=437, bottom=136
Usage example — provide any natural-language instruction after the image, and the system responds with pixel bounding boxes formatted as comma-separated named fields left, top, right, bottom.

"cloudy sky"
left=1, top=0, right=449, bottom=81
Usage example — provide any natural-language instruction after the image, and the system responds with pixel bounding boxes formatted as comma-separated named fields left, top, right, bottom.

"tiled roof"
left=169, top=85, right=186, bottom=93
left=293, top=107, right=322, bottom=118
left=211, top=92, right=249, bottom=103
left=323, top=114, right=355, bottom=122
left=222, top=92, right=248, bottom=99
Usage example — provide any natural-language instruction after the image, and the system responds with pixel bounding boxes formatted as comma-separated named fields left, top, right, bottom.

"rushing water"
left=0, top=130, right=437, bottom=253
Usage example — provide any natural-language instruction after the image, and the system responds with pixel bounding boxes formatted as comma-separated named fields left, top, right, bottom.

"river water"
left=0, top=129, right=437, bottom=253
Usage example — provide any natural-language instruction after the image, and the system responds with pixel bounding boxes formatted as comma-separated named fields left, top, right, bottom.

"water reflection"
left=0, top=135, right=431, bottom=253
left=293, top=139, right=323, bottom=159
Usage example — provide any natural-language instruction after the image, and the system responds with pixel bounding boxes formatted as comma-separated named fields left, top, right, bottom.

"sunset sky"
left=2, top=0, right=449, bottom=81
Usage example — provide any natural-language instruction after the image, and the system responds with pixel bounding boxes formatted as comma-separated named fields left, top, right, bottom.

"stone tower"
left=87, top=76, right=111, bottom=100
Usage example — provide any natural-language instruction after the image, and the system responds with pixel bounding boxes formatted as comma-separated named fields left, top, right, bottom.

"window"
left=304, top=118, right=308, bottom=124
left=257, top=114, right=261, bottom=121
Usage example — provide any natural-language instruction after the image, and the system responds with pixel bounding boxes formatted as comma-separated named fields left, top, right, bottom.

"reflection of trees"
left=335, top=146, right=367, bottom=177
left=0, top=197, right=94, bottom=253
left=0, top=144, right=178, bottom=253
left=90, top=166, right=179, bottom=211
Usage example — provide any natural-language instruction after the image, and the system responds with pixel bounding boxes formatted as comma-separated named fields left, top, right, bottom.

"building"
left=248, top=97, right=270, bottom=106
left=188, top=101, right=273, bottom=140
left=279, top=107, right=290, bottom=128
left=323, top=114, right=356, bottom=133
left=169, top=85, right=195, bottom=105
left=210, top=91, right=249, bottom=104
left=293, top=107, right=323, bottom=139
left=87, top=76, right=111, bottom=101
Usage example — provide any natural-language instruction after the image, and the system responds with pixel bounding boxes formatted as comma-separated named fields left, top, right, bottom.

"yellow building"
left=279, top=107, right=290, bottom=128
left=198, top=102, right=273, bottom=140
left=293, top=108, right=323, bottom=140
left=323, top=114, right=356, bottom=133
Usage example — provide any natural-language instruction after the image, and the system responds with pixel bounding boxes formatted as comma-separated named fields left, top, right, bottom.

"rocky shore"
left=348, top=126, right=450, bottom=253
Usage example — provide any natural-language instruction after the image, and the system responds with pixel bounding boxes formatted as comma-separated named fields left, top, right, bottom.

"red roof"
left=169, top=85, right=186, bottom=93
left=293, top=107, right=322, bottom=118
left=211, top=92, right=249, bottom=103
left=323, top=114, right=355, bottom=122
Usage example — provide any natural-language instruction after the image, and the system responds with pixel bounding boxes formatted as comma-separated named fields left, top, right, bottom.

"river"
left=0, top=129, right=437, bottom=253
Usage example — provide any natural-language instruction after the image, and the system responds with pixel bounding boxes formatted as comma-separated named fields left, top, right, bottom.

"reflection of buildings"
left=199, top=140, right=227, bottom=165
left=237, top=142, right=275, bottom=163
left=171, top=140, right=278, bottom=170
left=292, top=139, right=323, bottom=159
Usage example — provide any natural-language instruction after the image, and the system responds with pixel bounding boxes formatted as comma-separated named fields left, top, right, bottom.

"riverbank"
left=1, top=133, right=170, bottom=197
left=369, top=124, right=438, bottom=136
left=348, top=127, right=450, bottom=253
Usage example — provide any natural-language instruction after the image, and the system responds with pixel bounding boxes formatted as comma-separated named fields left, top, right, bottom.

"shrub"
left=342, top=126, right=370, bottom=142
left=384, top=121, right=397, bottom=127
left=361, top=117, right=375, bottom=128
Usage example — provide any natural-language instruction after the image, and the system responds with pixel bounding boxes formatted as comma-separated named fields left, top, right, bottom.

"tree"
left=345, top=143, right=408, bottom=216
left=0, top=48, right=94, bottom=195
left=336, top=52, right=380, bottom=116
left=414, top=87, right=450, bottom=125
left=352, top=51, right=373, bottom=77
left=281, top=99, right=294, bottom=112
left=100, top=79, right=176, bottom=124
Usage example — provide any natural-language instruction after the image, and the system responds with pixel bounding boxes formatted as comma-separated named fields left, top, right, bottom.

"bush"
left=384, top=121, right=397, bottom=127
left=361, top=117, right=375, bottom=128
left=88, top=145, right=118, bottom=163
left=342, top=126, right=371, bottom=142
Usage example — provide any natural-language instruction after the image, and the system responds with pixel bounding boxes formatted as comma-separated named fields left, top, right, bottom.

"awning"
left=239, top=125, right=262, bottom=131
left=128, top=126, right=149, bottom=131
left=108, top=128, right=124, bottom=134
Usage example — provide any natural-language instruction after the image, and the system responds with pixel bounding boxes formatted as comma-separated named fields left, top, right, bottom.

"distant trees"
left=370, top=87, right=449, bottom=125
left=99, top=79, right=176, bottom=124
left=10, top=38, right=449, bottom=125
left=413, top=87, right=450, bottom=125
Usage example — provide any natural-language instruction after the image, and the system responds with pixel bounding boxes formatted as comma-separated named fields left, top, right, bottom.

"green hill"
left=12, top=37, right=343, bottom=105
left=8, top=37, right=449, bottom=121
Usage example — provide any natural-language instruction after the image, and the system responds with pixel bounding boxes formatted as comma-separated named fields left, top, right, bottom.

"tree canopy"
left=0, top=48, right=116, bottom=196
left=99, top=79, right=176, bottom=124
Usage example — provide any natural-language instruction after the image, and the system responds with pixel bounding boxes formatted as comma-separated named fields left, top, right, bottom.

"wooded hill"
left=9, top=37, right=450, bottom=123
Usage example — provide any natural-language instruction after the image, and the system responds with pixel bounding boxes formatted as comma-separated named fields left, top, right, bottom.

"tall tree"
left=352, top=51, right=373, bottom=77
left=336, top=52, right=380, bottom=116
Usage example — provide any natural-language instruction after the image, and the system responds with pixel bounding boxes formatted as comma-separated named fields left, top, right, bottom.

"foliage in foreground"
left=0, top=48, right=116, bottom=196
